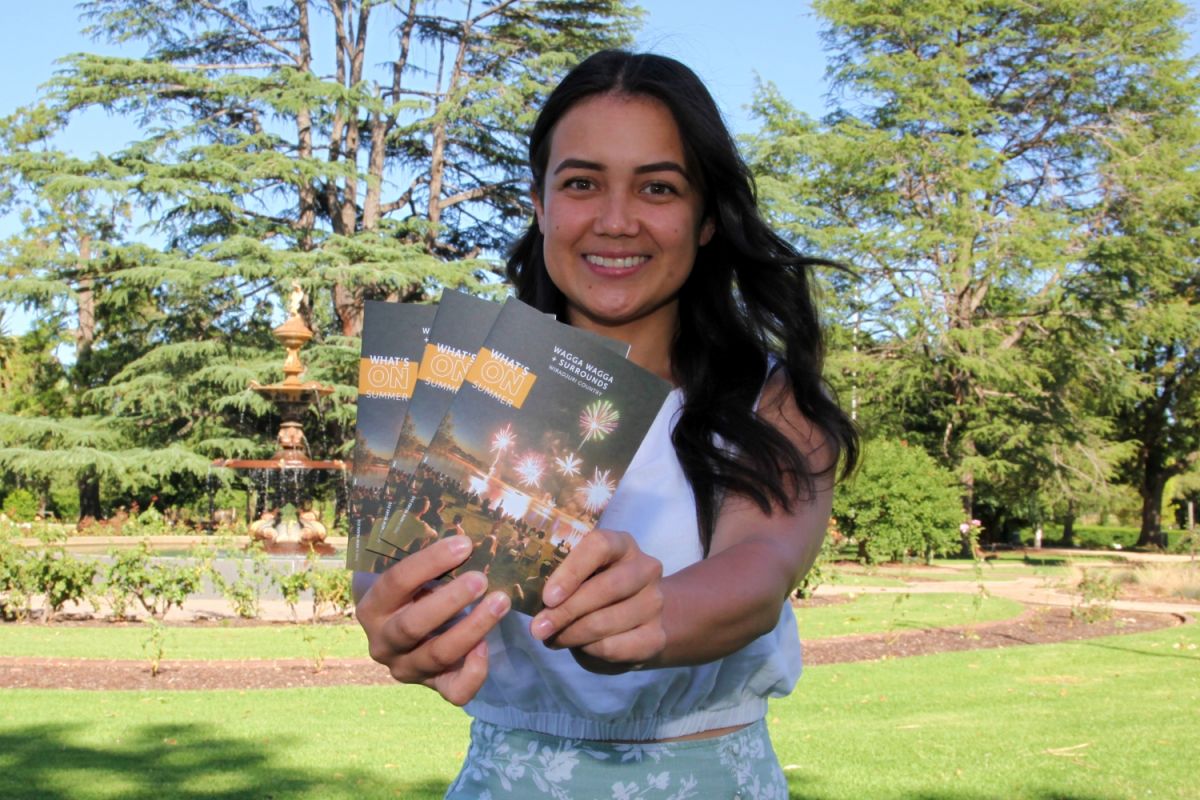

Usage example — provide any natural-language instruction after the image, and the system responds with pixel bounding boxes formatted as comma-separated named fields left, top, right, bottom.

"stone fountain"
left=209, top=283, right=346, bottom=553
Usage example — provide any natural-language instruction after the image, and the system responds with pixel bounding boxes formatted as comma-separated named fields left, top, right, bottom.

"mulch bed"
left=800, top=605, right=1184, bottom=665
left=0, top=605, right=1188, bottom=691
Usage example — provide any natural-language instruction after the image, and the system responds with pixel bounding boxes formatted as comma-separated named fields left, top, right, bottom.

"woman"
left=354, top=50, right=858, bottom=797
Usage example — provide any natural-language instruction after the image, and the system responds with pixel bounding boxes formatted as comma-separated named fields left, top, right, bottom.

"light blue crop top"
left=464, top=387, right=803, bottom=741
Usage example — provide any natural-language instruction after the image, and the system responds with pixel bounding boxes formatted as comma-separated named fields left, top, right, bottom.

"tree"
left=1080, top=96, right=1200, bottom=547
left=833, top=438, right=963, bottom=564
left=746, top=0, right=1197, bottom=542
left=0, top=1, right=640, bottom=517
left=56, top=0, right=639, bottom=335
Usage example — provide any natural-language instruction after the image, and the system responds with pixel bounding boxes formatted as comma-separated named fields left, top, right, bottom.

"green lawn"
left=795, top=593, right=1025, bottom=639
left=1, top=623, right=1196, bottom=799
left=0, top=622, right=367, bottom=661
left=0, top=593, right=1027, bottom=660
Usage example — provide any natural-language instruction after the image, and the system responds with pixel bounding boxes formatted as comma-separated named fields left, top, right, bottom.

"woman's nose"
left=594, top=193, right=639, bottom=236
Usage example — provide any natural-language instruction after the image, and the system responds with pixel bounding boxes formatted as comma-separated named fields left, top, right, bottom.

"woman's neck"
left=566, top=306, right=678, bottom=385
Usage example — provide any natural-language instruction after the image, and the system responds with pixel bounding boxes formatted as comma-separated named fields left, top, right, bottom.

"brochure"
left=364, top=289, right=504, bottom=561
left=374, top=297, right=671, bottom=614
left=345, top=300, right=437, bottom=572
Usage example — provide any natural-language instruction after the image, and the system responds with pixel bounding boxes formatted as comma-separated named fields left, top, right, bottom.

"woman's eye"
left=563, top=177, right=594, bottom=191
left=643, top=182, right=678, bottom=196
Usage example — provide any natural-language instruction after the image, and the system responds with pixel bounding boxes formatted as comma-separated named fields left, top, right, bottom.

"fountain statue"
left=209, top=283, right=346, bottom=553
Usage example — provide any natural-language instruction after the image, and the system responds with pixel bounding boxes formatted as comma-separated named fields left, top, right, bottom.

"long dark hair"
left=507, top=50, right=859, bottom=554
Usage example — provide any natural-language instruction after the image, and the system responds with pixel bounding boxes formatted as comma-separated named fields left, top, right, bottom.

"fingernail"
left=531, top=616, right=555, bottom=640
left=487, top=592, right=511, bottom=616
left=543, top=585, right=564, bottom=607
left=449, top=535, right=472, bottom=556
left=465, top=572, right=487, bottom=597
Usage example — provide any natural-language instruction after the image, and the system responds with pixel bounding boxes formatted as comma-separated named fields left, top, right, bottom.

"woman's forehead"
left=547, top=93, right=689, bottom=171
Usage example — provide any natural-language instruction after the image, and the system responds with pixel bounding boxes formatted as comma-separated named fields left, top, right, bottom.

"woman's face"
left=532, top=93, right=714, bottom=337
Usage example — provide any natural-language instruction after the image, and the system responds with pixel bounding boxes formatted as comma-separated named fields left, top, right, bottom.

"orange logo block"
left=417, top=344, right=473, bottom=390
left=358, top=358, right=416, bottom=398
left=467, top=348, right=537, bottom=408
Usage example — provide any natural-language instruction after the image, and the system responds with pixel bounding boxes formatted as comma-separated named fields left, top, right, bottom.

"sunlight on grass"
left=795, top=593, right=1024, bottom=639
left=1, top=625, right=1196, bottom=799
left=0, top=623, right=368, bottom=660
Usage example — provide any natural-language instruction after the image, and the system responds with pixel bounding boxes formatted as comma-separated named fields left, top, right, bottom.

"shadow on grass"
left=1081, top=638, right=1200, bottom=662
left=0, top=722, right=448, bottom=800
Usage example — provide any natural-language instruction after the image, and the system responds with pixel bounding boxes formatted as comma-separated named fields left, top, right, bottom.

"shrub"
left=793, top=531, right=838, bottom=600
left=1072, top=567, right=1118, bottom=623
left=29, top=549, right=98, bottom=622
left=210, top=542, right=272, bottom=618
left=310, top=567, right=353, bottom=619
left=276, top=569, right=313, bottom=620
left=104, top=542, right=205, bottom=619
left=834, top=439, right=964, bottom=564
left=2, top=488, right=39, bottom=522
left=0, top=535, right=33, bottom=620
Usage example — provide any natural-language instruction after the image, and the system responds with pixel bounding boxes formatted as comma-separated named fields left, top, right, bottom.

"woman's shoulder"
left=755, top=364, right=837, bottom=474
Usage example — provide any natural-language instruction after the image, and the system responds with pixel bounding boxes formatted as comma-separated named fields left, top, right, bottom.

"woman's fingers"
left=541, top=580, right=664, bottom=652
left=384, top=587, right=511, bottom=683
left=570, top=621, right=667, bottom=675
left=356, top=535, right=473, bottom=621
left=538, top=529, right=633, bottom=609
left=352, top=533, right=512, bottom=706
left=429, top=639, right=491, bottom=707
left=372, top=570, right=487, bottom=661
left=531, top=549, right=659, bottom=642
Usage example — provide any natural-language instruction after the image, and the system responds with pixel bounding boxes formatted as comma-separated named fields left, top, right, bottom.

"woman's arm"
left=530, top=370, right=834, bottom=672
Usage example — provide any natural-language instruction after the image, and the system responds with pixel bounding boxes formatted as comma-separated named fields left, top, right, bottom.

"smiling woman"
left=354, top=50, right=860, bottom=799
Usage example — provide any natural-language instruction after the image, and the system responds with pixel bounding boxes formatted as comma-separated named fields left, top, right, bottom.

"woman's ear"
left=699, top=216, right=716, bottom=246
left=531, top=186, right=545, bottom=230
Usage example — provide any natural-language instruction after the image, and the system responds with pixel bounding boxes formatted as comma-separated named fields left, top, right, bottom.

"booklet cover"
left=345, top=300, right=437, bottom=572
left=375, top=297, right=672, bottom=615
left=365, top=289, right=504, bottom=562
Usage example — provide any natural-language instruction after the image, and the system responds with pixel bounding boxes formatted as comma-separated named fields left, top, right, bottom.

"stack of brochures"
left=345, top=290, right=672, bottom=615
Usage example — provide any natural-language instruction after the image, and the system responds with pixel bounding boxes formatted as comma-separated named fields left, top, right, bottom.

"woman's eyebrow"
left=551, top=159, right=690, bottom=178
left=552, top=158, right=603, bottom=174
left=634, top=161, right=688, bottom=177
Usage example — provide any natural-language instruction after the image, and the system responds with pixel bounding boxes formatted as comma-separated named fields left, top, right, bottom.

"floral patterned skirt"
left=444, top=718, right=789, bottom=800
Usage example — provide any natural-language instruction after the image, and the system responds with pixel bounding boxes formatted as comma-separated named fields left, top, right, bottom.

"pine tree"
left=0, top=1, right=640, bottom=518
left=746, top=0, right=1197, bottom=541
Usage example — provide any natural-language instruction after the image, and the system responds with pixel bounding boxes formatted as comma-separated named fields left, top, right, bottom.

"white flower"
left=611, top=780, right=639, bottom=800
left=540, top=744, right=581, bottom=784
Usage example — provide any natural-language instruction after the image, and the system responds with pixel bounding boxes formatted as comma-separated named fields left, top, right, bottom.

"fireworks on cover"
left=577, top=467, right=616, bottom=513
left=514, top=452, right=546, bottom=488
left=488, top=423, right=515, bottom=474
left=578, top=399, right=620, bottom=446
left=554, top=452, right=582, bottom=478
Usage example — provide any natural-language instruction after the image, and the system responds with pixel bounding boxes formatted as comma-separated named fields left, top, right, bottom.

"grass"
left=795, top=593, right=1024, bottom=639
left=770, top=623, right=1200, bottom=799
left=0, top=594, right=1025, bottom=660
left=0, top=623, right=1196, bottom=799
left=0, top=622, right=368, bottom=660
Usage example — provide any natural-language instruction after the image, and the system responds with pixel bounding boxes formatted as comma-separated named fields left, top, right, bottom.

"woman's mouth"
left=584, top=254, right=649, bottom=269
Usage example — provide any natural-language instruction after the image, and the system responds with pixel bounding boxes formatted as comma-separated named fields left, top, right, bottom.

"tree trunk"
left=1062, top=501, right=1076, bottom=547
left=78, top=468, right=102, bottom=521
left=1137, top=469, right=1168, bottom=548
left=75, top=235, right=94, bottom=351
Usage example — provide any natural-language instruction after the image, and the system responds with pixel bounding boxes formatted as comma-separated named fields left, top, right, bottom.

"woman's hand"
left=529, top=529, right=665, bottom=674
left=355, top=535, right=511, bottom=706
